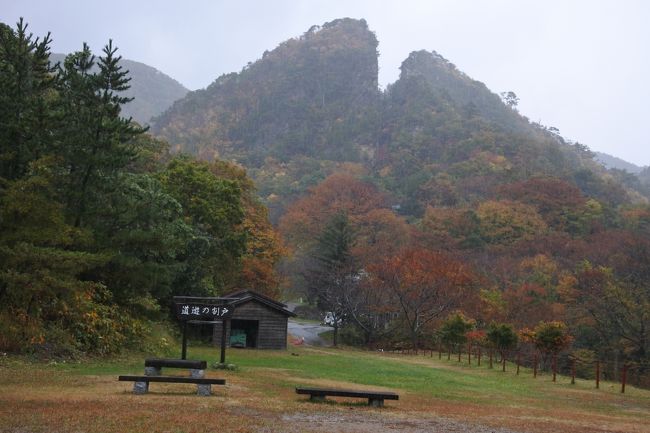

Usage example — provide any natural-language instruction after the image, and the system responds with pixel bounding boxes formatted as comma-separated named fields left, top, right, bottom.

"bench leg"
left=197, top=384, right=211, bottom=396
left=144, top=366, right=161, bottom=376
left=190, top=369, right=205, bottom=378
left=133, top=381, right=148, bottom=394
left=368, top=398, right=384, bottom=407
left=309, top=395, right=325, bottom=403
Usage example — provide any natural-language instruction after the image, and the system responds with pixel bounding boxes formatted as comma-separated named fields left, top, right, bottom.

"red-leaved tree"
left=369, top=248, right=476, bottom=349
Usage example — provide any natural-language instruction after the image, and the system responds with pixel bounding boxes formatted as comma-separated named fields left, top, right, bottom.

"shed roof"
left=222, top=289, right=295, bottom=317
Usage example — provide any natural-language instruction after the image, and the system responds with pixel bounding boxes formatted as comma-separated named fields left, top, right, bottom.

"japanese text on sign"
left=174, top=303, right=234, bottom=321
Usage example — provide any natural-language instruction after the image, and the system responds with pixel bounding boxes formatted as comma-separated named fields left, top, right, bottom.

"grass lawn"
left=1, top=345, right=648, bottom=433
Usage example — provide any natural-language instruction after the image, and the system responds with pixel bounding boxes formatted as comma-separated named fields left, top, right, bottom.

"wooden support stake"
left=552, top=354, right=557, bottom=382
left=516, top=352, right=520, bottom=375
left=571, top=359, right=576, bottom=385
left=458, top=347, right=461, bottom=362
left=468, top=342, right=471, bottom=365
left=533, top=354, right=538, bottom=378
left=596, top=361, right=600, bottom=389
left=621, top=365, right=627, bottom=394
left=489, top=350, right=493, bottom=369
left=478, top=347, right=481, bottom=366
left=502, top=353, right=506, bottom=372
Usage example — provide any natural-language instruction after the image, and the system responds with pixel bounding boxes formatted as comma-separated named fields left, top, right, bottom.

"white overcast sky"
left=3, top=0, right=649, bottom=166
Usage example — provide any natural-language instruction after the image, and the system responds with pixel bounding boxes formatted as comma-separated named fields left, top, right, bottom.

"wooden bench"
left=296, top=386, right=399, bottom=407
left=119, top=358, right=223, bottom=396
left=119, top=375, right=225, bottom=395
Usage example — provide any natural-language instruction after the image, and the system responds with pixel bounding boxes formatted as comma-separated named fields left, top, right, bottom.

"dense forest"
left=0, top=20, right=282, bottom=357
left=1, top=17, right=648, bottom=386
left=153, top=19, right=649, bottom=382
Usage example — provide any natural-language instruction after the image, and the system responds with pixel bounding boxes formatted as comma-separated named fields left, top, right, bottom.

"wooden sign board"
left=174, top=303, right=234, bottom=321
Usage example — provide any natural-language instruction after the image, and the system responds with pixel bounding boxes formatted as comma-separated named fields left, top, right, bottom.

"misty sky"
left=3, top=0, right=649, bottom=166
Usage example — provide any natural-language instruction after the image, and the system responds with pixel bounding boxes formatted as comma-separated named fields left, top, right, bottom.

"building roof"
left=222, top=289, right=296, bottom=317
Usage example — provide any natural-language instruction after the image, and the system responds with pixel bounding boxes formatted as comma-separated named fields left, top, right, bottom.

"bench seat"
left=296, top=386, right=398, bottom=407
left=119, top=375, right=224, bottom=384
left=144, top=358, right=207, bottom=369
left=118, top=375, right=225, bottom=396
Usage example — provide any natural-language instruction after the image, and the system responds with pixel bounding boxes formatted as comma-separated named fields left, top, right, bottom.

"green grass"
left=2, top=345, right=649, bottom=433
left=179, top=345, right=650, bottom=412
left=10, top=343, right=650, bottom=414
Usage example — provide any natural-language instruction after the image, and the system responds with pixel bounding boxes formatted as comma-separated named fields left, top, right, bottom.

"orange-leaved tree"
left=279, top=172, right=386, bottom=249
left=369, top=248, right=477, bottom=349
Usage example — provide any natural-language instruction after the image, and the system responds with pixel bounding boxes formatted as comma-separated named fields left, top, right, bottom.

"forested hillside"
left=1, top=16, right=648, bottom=386
left=0, top=20, right=282, bottom=356
left=50, top=53, right=188, bottom=125
left=153, top=18, right=650, bottom=383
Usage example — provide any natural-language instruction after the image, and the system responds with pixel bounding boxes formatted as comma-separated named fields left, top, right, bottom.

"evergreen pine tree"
left=56, top=40, right=146, bottom=228
left=308, top=213, right=358, bottom=346
left=0, top=19, right=57, bottom=181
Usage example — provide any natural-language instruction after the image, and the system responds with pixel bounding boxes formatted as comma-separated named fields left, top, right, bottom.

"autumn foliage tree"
left=210, top=160, right=285, bottom=298
left=369, top=248, right=476, bottom=349
left=279, top=172, right=386, bottom=248
left=522, top=321, right=573, bottom=369
left=568, top=256, right=650, bottom=369
left=279, top=172, right=400, bottom=300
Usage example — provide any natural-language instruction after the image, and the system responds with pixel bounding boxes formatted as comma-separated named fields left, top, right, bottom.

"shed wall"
left=213, top=300, right=288, bottom=350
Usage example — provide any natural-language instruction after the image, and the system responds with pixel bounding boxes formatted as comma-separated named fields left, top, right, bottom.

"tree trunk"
left=410, top=328, right=419, bottom=352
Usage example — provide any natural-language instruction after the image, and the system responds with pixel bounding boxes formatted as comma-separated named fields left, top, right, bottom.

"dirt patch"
left=269, top=411, right=525, bottom=433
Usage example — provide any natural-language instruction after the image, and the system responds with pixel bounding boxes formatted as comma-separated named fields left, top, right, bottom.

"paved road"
left=287, top=319, right=332, bottom=346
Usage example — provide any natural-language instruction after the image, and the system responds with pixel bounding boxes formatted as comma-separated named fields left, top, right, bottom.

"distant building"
left=212, top=290, right=295, bottom=350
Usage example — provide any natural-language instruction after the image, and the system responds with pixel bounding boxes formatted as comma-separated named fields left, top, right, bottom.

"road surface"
left=287, top=319, right=331, bottom=346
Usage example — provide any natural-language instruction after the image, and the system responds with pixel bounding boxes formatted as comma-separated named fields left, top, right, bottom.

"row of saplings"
left=435, top=314, right=573, bottom=375
left=339, top=313, right=589, bottom=378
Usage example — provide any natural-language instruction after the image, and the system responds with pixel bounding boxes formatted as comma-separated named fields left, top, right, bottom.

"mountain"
left=153, top=18, right=379, bottom=163
left=152, top=18, right=647, bottom=221
left=594, top=151, right=643, bottom=174
left=51, top=53, right=189, bottom=125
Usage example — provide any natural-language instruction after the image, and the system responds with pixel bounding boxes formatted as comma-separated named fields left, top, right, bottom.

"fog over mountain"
left=51, top=53, right=188, bottom=125
left=4, top=0, right=648, bottom=166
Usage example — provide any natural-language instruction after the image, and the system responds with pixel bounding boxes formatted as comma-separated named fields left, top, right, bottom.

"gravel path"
left=256, top=411, right=527, bottom=433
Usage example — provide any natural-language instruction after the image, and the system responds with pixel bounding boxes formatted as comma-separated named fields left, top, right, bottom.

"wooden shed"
left=212, top=290, right=295, bottom=350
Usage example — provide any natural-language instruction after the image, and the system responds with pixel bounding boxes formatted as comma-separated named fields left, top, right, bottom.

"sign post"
left=220, top=319, right=228, bottom=364
left=173, top=298, right=235, bottom=361
left=182, top=321, right=188, bottom=360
